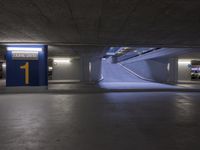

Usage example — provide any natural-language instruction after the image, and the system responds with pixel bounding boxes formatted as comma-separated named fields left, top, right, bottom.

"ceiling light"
left=7, top=47, right=43, bottom=52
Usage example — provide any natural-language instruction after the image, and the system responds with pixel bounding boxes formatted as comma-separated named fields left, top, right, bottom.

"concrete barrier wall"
left=121, top=58, right=172, bottom=83
left=52, top=59, right=81, bottom=80
left=178, top=60, right=191, bottom=81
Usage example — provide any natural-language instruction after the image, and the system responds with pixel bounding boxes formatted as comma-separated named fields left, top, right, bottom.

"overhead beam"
left=1, top=42, right=200, bottom=48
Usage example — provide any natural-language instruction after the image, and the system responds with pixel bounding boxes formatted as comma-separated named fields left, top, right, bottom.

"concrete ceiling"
left=0, top=0, right=200, bottom=47
left=179, top=52, right=200, bottom=59
left=48, top=46, right=78, bottom=57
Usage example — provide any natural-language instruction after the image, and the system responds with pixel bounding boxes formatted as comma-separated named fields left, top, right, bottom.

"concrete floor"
left=0, top=92, right=200, bottom=150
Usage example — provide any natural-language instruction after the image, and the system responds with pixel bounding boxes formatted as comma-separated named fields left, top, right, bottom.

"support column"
left=79, top=47, right=105, bottom=83
left=168, top=58, right=178, bottom=84
left=80, top=53, right=91, bottom=82
left=6, top=45, right=48, bottom=87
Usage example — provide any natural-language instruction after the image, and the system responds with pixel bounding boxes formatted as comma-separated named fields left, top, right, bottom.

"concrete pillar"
left=168, top=58, right=178, bottom=84
left=6, top=45, right=48, bottom=87
left=80, top=53, right=91, bottom=82
left=90, top=58, right=102, bottom=81
left=79, top=47, right=105, bottom=83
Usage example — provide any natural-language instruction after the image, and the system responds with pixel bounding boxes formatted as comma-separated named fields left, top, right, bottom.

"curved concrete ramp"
left=101, top=59, right=146, bottom=82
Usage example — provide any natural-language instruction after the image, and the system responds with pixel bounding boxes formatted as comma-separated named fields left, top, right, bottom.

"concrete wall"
left=121, top=58, right=177, bottom=83
left=178, top=59, right=191, bottom=81
left=52, top=59, right=80, bottom=80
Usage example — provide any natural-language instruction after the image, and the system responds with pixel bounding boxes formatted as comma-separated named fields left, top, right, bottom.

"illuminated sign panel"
left=12, top=51, right=38, bottom=60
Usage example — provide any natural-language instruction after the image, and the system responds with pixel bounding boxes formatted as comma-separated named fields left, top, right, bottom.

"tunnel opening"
left=101, top=47, right=159, bottom=83
left=101, top=57, right=148, bottom=83
left=100, top=47, right=200, bottom=85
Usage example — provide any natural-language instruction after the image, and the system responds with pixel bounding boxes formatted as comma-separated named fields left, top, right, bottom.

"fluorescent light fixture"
left=178, top=60, right=191, bottom=64
left=89, top=62, right=92, bottom=73
left=53, top=58, right=71, bottom=63
left=123, top=47, right=129, bottom=50
left=106, top=52, right=115, bottom=56
left=7, top=47, right=43, bottom=52
left=167, top=63, right=170, bottom=71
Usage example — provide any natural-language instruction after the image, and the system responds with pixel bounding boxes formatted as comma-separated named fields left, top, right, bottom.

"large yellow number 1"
left=20, top=62, right=29, bottom=85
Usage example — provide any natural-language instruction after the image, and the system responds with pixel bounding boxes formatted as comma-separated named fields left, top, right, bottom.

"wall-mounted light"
left=167, top=63, right=170, bottom=71
left=89, top=62, right=92, bottom=73
left=48, top=66, right=53, bottom=71
left=178, top=60, right=191, bottom=64
left=7, top=47, right=43, bottom=52
left=53, top=58, right=71, bottom=64
left=2, top=63, right=6, bottom=67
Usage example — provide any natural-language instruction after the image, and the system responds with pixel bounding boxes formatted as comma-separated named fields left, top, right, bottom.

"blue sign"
left=6, top=45, right=48, bottom=87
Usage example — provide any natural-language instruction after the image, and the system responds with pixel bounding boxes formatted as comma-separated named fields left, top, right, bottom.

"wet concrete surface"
left=0, top=92, right=200, bottom=150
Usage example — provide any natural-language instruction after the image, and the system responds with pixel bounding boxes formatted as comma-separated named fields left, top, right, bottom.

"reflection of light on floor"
left=51, top=95, right=75, bottom=114
left=174, top=94, right=194, bottom=122
left=99, top=82, right=177, bottom=90
left=6, top=96, right=47, bottom=149
left=6, top=94, right=76, bottom=149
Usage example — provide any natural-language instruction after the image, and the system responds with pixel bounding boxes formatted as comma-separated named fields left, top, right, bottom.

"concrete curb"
left=1, top=88, right=200, bottom=94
